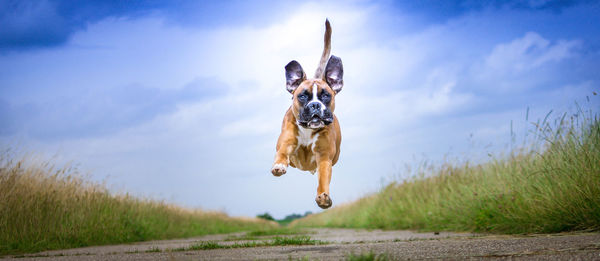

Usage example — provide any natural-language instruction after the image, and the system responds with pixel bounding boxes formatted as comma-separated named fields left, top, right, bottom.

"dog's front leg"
left=315, top=158, right=333, bottom=209
left=271, top=130, right=296, bottom=176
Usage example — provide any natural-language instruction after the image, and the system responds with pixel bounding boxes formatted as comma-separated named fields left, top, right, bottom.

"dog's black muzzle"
left=298, top=103, right=333, bottom=128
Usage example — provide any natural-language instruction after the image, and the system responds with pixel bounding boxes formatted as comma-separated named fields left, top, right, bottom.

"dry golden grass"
left=293, top=108, right=600, bottom=234
left=0, top=151, right=275, bottom=255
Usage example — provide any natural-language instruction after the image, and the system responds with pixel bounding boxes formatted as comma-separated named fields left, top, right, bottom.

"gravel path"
left=4, top=229, right=599, bottom=260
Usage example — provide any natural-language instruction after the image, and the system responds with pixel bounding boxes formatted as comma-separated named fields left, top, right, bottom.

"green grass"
left=277, top=219, right=294, bottom=226
left=186, top=241, right=224, bottom=250
left=174, top=236, right=327, bottom=251
left=225, top=227, right=311, bottom=241
left=246, top=227, right=310, bottom=237
left=293, top=107, right=600, bottom=234
left=0, top=152, right=276, bottom=255
left=271, top=236, right=323, bottom=245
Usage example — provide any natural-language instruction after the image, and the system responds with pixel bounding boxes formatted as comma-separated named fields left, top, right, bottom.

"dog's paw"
left=315, top=193, right=332, bottom=209
left=271, top=163, right=287, bottom=177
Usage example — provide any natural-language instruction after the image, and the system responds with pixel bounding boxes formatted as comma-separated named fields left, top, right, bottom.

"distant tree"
left=304, top=211, right=312, bottom=217
left=256, top=212, right=274, bottom=221
left=283, top=213, right=303, bottom=220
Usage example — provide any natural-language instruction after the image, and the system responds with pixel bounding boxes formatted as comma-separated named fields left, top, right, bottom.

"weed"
left=224, top=228, right=310, bottom=241
left=187, top=241, right=224, bottom=250
left=175, top=236, right=328, bottom=251
left=247, top=228, right=310, bottom=237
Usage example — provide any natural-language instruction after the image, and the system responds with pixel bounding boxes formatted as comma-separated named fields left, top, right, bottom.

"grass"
left=246, top=227, right=310, bottom=237
left=0, top=151, right=276, bottom=255
left=276, top=219, right=296, bottom=226
left=225, top=227, right=311, bottom=241
left=293, top=106, right=600, bottom=234
left=172, top=236, right=327, bottom=251
left=12, top=236, right=328, bottom=258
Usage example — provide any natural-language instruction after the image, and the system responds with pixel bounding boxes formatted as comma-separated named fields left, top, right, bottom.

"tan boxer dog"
left=271, top=20, right=343, bottom=209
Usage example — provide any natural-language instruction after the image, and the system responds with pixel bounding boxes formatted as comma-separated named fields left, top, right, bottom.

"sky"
left=1, top=0, right=599, bottom=219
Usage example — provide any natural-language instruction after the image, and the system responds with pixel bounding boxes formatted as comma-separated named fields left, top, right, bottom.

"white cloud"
left=485, top=32, right=581, bottom=73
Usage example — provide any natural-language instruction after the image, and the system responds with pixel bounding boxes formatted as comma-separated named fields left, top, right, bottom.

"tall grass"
left=0, top=152, right=275, bottom=255
left=293, top=107, right=600, bottom=234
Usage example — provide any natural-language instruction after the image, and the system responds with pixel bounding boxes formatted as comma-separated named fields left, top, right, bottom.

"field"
left=293, top=108, right=600, bottom=234
left=0, top=152, right=275, bottom=255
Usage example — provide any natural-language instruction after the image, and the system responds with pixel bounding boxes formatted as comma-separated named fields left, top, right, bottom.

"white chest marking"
left=297, top=125, right=319, bottom=150
left=296, top=125, right=319, bottom=174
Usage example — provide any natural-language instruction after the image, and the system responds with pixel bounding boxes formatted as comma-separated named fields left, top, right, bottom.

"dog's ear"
left=325, top=55, right=343, bottom=94
left=285, top=60, right=306, bottom=94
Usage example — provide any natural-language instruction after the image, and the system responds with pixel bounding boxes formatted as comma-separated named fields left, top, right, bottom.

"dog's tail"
left=314, top=19, right=332, bottom=79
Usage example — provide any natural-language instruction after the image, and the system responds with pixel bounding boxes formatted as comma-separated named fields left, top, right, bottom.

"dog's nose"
left=308, top=102, right=321, bottom=114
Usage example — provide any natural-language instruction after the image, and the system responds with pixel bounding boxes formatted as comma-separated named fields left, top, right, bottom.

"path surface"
left=5, top=229, right=600, bottom=260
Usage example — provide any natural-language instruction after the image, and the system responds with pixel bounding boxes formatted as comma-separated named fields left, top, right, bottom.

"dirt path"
left=5, top=229, right=600, bottom=260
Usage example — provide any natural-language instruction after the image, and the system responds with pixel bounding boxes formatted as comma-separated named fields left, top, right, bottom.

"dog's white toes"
left=271, top=163, right=287, bottom=176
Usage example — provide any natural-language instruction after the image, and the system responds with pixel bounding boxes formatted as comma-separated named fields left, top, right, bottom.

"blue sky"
left=1, top=0, right=599, bottom=218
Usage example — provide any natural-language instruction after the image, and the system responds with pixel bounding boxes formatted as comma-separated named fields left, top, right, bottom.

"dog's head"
left=285, top=56, right=343, bottom=129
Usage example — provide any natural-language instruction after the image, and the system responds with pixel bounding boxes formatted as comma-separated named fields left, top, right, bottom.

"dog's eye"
left=320, top=93, right=330, bottom=102
left=298, top=94, right=308, bottom=101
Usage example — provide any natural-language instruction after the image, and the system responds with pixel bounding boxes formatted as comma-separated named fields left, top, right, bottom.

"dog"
left=271, top=19, right=343, bottom=209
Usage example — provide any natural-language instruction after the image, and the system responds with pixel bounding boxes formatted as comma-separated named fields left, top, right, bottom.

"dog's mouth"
left=299, top=115, right=332, bottom=129
left=307, top=116, right=325, bottom=129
